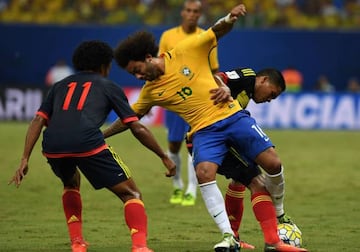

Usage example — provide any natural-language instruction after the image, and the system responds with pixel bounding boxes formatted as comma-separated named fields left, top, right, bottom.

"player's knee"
left=266, top=160, right=282, bottom=175
left=128, top=191, right=142, bottom=200
left=63, top=171, right=80, bottom=188
left=169, top=141, right=182, bottom=153
left=109, top=179, right=143, bottom=202
left=256, top=149, right=282, bottom=175
left=195, top=164, right=217, bottom=183
left=248, top=174, right=266, bottom=193
left=121, top=191, right=142, bottom=203
left=229, top=179, right=243, bottom=186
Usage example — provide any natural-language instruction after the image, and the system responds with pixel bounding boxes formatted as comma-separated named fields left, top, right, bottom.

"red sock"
left=251, top=192, right=280, bottom=244
left=124, top=199, right=148, bottom=248
left=251, top=191, right=280, bottom=244
left=62, top=189, right=83, bottom=243
left=225, top=183, right=246, bottom=238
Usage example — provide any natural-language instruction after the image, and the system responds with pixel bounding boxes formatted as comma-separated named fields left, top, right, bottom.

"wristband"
left=215, top=13, right=234, bottom=25
left=224, top=13, right=233, bottom=23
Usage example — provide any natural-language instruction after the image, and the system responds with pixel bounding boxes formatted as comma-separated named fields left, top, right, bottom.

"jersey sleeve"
left=209, top=45, right=219, bottom=72
left=176, top=29, right=217, bottom=60
left=37, top=84, right=56, bottom=122
left=106, top=82, right=138, bottom=124
left=222, top=68, right=256, bottom=109
left=236, top=91, right=251, bottom=109
left=130, top=84, right=154, bottom=116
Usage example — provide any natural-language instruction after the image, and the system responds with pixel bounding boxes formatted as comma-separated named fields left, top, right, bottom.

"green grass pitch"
left=0, top=122, right=359, bottom=251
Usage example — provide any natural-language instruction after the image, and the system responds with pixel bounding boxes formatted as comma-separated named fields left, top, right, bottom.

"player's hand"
left=210, top=86, right=233, bottom=105
left=9, top=159, right=29, bottom=188
left=229, top=4, right=247, bottom=21
left=162, top=156, right=176, bottom=177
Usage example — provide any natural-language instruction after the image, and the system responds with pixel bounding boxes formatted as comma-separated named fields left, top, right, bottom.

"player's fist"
left=229, top=4, right=247, bottom=21
left=162, top=156, right=176, bottom=177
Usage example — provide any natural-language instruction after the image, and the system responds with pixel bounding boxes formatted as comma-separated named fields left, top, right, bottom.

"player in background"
left=104, top=3, right=308, bottom=252
left=9, top=40, right=176, bottom=252
left=187, top=67, right=301, bottom=250
left=158, top=0, right=219, bottom=207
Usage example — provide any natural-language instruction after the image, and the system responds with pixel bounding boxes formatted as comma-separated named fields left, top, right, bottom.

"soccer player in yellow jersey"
left=158, top=0, right=219, bottom=207
left=190, top=67, right=306, bottom=250
left=105, top=3, right=308, bottom=252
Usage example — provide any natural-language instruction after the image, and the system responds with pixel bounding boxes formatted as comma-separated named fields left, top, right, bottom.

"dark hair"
left=114, top=31, right=159, bottom=68
left=257, top=68, right=286, bottom=91
left=72, top=40, right=113, bottom=72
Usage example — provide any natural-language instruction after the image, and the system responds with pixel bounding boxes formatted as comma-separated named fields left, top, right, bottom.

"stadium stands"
left=0, top=0, right=359, bottom=29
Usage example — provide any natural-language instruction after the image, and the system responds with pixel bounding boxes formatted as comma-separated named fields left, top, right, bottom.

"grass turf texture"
left=0, top=122, right=359, bottom=252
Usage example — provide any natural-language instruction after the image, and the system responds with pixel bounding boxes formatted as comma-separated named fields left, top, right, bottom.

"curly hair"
left=114, top=31, right=159, bottom=68
left=72, top=40, right=113, bottom=72
left=257, top=68, right=286, bottom=91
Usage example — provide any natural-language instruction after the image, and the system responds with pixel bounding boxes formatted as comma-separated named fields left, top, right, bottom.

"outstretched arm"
left=211, top=4, right=247, bottom=40
left=103, top=111, right=149, bottom=139
left=103, top=118, right=129, bottom=139
left=128, top=121, right=176, bottom=177
left=9, top=115, right=46, bottom=187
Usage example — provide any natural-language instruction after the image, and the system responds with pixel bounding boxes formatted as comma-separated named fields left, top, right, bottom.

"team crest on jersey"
left=180, top=66, right=194, bottom=79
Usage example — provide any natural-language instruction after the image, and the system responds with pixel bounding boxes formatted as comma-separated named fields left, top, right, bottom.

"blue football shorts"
left=186, top=131, right=262, bottom=186
left=48, top=146, right=131, bottom=189
left=192, top=110, right=274, bottom=167
left=165, top=110, right=189, bottom=142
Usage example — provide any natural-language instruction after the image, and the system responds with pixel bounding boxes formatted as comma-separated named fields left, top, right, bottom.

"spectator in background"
left=0, top=0, right=8, bottom=12
left=346, top=77, right=360, bottom=93
left=320, top=0, right=341, bottom=27
left=282, top=66, right=303, bottom=92
left=1, top=0, right=359, bottom=28
left=45, top=59, right=74, bottom=86
left=314, top=74, right=335, bottom=92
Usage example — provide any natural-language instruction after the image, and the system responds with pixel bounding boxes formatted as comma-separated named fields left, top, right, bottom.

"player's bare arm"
left=128, top=121, right=176, bottom=177
left=9, top=115, right=46, bottom=187
left=103, top=112, right=149, bottom=139
left=210, top=73, right=233, bottom=105
left=211, top=4, right=246, bottom=40
left=103, top=118, right=129, bottom=138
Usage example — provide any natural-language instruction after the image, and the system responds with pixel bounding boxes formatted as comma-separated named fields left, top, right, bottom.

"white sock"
left=264, top=166, right=285, bottom=217
left=168, top=150, right=183, bottom=189
left=185, top=153, right=197, bottom=198
left=199, top=181, right=233, bottom=235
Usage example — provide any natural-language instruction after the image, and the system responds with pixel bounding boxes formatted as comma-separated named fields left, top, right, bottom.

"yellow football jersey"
left=159, top=26, right=219, bottom=72
left=132, top=29, right=241, bottom=137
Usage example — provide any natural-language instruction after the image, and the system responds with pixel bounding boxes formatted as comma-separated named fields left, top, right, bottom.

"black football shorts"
left=48, top=146, right=131, bottom=189
left=217, top=149, right=262, bottom=186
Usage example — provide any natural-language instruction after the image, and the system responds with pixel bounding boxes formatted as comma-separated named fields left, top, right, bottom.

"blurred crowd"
left=0, top=0, right=359, bottom=29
